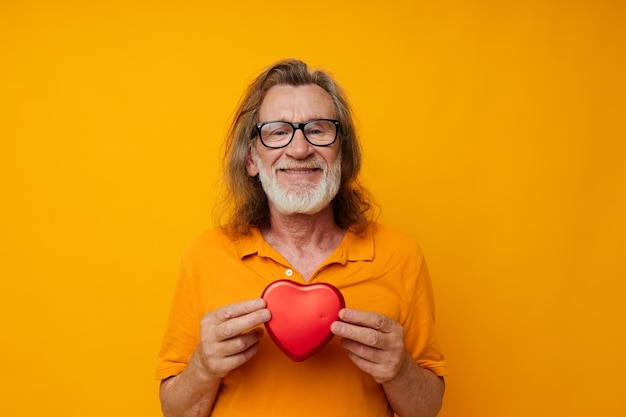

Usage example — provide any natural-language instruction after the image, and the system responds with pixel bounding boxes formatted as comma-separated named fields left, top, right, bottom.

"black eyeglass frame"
left=255, top=119, right=341, bottom=149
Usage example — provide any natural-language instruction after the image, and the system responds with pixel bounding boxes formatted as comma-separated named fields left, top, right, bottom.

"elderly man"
left=157, top=59, right=447, bottom=417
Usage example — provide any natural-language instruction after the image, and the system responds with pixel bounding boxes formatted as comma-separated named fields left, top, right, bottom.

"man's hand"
left=331, top=308, right=444, bottom=417
left=196, top=298, right=271, bottom=379
left=160, top=298, right=272, bottom=417
left=330, top=308, right=410, bottom=384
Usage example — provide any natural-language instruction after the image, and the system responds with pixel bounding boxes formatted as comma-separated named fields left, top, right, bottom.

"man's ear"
left=245, top=146, right=259, bottom=177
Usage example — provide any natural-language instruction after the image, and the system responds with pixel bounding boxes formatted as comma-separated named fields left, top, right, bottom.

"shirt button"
left=285, top=269, right=294, bottom=277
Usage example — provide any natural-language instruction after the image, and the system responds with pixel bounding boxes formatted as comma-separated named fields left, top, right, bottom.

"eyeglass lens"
left=259, top=120, right=337, bottom=147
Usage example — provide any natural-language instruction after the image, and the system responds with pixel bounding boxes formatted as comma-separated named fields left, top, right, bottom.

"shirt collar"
left=234, top=225, right=374, bottom=263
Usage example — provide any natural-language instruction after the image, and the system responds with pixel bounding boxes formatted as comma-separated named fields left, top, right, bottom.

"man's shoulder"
left=181, top=227, right=233, bottom=257
left=181, top=226, right=260, bottom=260
left=187, top=226, right=228, bottom=245
left=369, top=222, right=420, bottom=243
left=369, top=222, right=425, bottom=256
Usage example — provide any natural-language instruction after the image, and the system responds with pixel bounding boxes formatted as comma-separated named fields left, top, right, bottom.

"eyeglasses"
left=255, top=119, right=340, bottom=149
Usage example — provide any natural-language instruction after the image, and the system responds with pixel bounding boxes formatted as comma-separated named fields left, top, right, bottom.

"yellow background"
left=1, top=0, right=624, bottom=416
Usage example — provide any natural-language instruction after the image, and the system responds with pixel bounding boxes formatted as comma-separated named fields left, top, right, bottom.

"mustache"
left=274, top=159, right=324, bottom=170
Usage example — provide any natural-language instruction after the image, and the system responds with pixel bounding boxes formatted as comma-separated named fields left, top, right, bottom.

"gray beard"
left=252, top=149, right=342, bottom=216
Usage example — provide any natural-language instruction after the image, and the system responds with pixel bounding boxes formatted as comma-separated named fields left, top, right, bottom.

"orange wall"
left=1, top=1, right=624, bottom=416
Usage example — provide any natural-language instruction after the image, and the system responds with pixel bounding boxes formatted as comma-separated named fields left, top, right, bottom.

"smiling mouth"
left=278, top=167, right=321, bottom=173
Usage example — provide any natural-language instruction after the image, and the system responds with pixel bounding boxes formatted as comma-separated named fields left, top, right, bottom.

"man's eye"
left=270, top=129, right=290, bottom=136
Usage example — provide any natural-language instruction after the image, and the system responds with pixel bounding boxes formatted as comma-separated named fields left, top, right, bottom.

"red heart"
left=261, top=280, right=345, bottom=362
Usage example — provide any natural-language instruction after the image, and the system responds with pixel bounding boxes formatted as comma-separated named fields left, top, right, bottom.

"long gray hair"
left=218, top=58, right=375, bottom=236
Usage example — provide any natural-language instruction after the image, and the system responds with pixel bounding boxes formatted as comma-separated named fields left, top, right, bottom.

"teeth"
left=279, top=167, right=317, bottom=171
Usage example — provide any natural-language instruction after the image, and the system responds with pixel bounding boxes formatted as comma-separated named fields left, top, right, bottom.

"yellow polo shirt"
left=157, top=223, right=447, bottom=416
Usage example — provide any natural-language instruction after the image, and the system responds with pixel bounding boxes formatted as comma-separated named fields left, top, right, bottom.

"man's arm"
left=382, top=354, right=445, bottom=417
left=160, top=299, right=271, bottom=417
left=160, top=348, right=222, bottom=417
left=331, top=309, right=444, bottom=417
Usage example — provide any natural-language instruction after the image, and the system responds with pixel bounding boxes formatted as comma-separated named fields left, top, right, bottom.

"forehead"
left=259, top=84, right=336, bottom=121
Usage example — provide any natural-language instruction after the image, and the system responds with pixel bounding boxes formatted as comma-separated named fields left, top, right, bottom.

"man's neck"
left=262, top=204, right=343, bottom=249
left=261, top=204, right=345, bottom=281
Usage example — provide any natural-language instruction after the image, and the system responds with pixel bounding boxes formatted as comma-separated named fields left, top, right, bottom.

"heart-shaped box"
left=261, top=280, right=345, bottom=362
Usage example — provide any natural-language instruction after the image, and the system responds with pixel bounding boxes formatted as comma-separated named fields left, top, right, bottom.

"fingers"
left=331, top=308, right=407, bottom=383
left=200, top=327, right=265, bottom=378
left=204, top=298, right=271, bottom=341
left=210, top=326, right=265, bottom=356
left=197, top=299, right=272, bottom=378
left=212, top=298, right=268, bottom=323
left=331, top=309, right=399, bottom=347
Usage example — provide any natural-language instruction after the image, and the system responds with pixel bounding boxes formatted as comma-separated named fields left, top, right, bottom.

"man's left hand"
left=330, top=308, right=411, bottom=384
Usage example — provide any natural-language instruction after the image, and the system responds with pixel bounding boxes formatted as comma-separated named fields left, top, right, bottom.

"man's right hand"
left=196, top=298, right=271, bottom=379
left=160, top=298, right=271, bottom=417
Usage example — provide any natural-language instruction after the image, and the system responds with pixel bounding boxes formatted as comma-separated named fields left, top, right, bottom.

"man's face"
left=246, top=84, right=342, bottom=215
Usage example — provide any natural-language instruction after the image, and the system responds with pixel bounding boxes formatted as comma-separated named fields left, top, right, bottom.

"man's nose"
left=286, top=128, right=313, bottom=157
